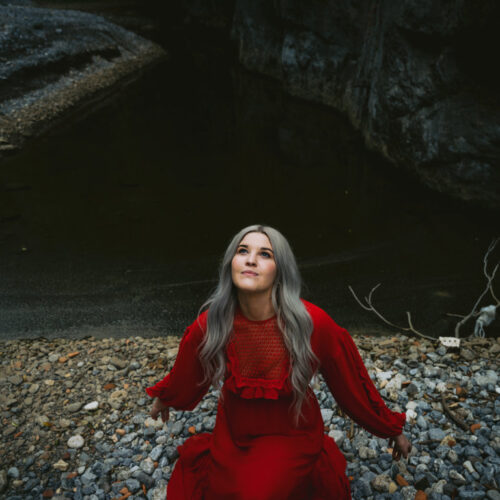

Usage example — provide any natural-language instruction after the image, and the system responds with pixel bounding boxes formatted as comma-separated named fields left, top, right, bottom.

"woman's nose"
left=245, top=252, right=257, bottom=265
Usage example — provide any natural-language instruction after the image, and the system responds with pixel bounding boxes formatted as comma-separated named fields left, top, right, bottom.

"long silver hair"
left=198, top=224, right=319, bottom=426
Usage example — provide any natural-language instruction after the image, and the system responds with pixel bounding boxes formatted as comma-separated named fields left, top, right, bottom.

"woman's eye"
left=237, top=248, right=247, bottom=254
left=261, top=251, right=271, bottom=258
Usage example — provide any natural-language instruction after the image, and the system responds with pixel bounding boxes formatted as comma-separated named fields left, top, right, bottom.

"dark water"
left=0, top=21, right=499, bottom=339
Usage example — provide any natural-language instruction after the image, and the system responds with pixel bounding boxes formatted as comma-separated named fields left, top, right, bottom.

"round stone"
left=67, top=435, right=84, bottom=449
left=84, top=401, right=99, bottom=411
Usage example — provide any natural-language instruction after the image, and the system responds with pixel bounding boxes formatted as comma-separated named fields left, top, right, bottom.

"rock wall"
left=0, top=3, right=166, bottom=159
left=184, top=0, right=500, bottom=208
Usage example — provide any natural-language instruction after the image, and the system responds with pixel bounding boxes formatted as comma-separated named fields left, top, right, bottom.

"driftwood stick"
left=440, top=394, right=469, bottom=431
left=348, top=284, right=435, bottom=341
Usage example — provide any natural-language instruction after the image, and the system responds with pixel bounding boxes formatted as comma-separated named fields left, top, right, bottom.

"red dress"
left=145, top=300, right=406, bottom=499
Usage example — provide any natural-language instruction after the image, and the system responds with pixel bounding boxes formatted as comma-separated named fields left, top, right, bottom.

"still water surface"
left=0, top=33, right=498, bottom=339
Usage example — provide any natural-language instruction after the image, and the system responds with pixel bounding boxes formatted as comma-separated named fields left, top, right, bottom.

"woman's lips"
left=242, top=271, right=258, bottom=276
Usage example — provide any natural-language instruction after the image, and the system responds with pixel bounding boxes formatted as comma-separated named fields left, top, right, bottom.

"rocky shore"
left=0, top=333, right=499, bottom=500
left=0, top=3, right=166, bottom=161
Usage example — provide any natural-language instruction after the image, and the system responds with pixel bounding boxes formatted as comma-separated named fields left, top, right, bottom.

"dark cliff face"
left=181, top=0, right=500, bottom=208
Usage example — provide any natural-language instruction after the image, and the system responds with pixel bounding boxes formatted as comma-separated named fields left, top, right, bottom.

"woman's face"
left=231, top=232, right=277, bottom=296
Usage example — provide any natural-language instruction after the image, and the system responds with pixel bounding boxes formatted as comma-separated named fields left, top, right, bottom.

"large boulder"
left=185, top=0, right=500, bottom=207
left=0, top=3, right=166, bottom=158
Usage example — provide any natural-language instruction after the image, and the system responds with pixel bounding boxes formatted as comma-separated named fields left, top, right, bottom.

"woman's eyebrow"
left=238, top=244, right=274, bottom=253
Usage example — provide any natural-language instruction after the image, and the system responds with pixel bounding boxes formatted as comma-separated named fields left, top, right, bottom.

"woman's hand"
left=388, top=433, right=412, bottom=461
left=150, top=397, right=170, bottom=423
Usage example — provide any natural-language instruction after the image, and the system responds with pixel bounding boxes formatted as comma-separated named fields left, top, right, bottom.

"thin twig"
left=455, top=238, right=499, bottom=338
left=348, top=284, right=435, bottom=341
left=349, top=237, right=499, bottom=340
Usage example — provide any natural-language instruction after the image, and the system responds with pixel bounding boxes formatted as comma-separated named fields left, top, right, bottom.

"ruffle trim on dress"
left=224, top=341, right=293, bottom=400
left=145, top=373, right=171, bottom=402
left=224, top=375, right=290, bottom=400
left=145, top=386, right=159, bottom=399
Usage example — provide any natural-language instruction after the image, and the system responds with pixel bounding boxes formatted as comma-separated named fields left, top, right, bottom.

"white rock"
left=359, top=446, right=377, bottom=459
left=328, top=429, right=345, bottom=447
left=376, top=371, right=394, bottom=382
left=406, top=401, right=418, bottom=410
left=435, top=382, right=447, bottom=393
left=474, top=370, right=498, bottom=386
left=35, top=415, right=50, bottom=426
left=67, top=434, right=84, bottom=449
left=150, top=483, right=167, bottom=500
left=405, top=409, right=417, bottom=421
left=84, top=401, right=99, bottom=411
left=53, top=459, right=69, bottom=471
left=58, top=418, right=71, bottom=428
left=93, top=430, right=104, bottom=440
left=463, top=460, right=475, bottom=474
left=371, top=473, right=392, bottom=492
left=145, top=417, right=165, bottom=429
left=321, top=409, right=334, bottom=424
left=386, top=373, right=405, bottom=391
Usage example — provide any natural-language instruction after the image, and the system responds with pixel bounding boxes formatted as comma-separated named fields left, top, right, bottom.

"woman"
left=146, top=224, right=412, bottom=499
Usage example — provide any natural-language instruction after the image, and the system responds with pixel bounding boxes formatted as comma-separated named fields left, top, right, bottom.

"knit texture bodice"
left=224, top=309, right=292, bottom=399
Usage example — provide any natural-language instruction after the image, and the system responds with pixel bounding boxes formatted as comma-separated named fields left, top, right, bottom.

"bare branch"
left=406, top=312, right=434, bottom=340
left=349, top=237, right=499, bottom=340
left=349, top=284, right=375, bottom=312
left=487, top=238, right=500, bottom=306
left=455, top=238, right=499, bottom=338
left=348, top=284, right=435, bottom=341
left=446, top=313, right=466, bottom=318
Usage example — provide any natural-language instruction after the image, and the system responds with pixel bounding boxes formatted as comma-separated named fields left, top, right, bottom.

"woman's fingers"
left=161, top=407, right=169, bottom=423
left=389, top=434, right=413, bottom=461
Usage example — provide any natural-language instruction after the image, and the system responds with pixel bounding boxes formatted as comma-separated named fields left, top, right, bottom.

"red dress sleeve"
left=145, top=313, right=210, bottom=411
left=307, top=302, right=406, bottom=439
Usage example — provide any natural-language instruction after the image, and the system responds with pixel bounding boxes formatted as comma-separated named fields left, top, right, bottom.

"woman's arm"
left=145, top=315, right=210, bottom=412
left=309, top=304, right=407, bottom=439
